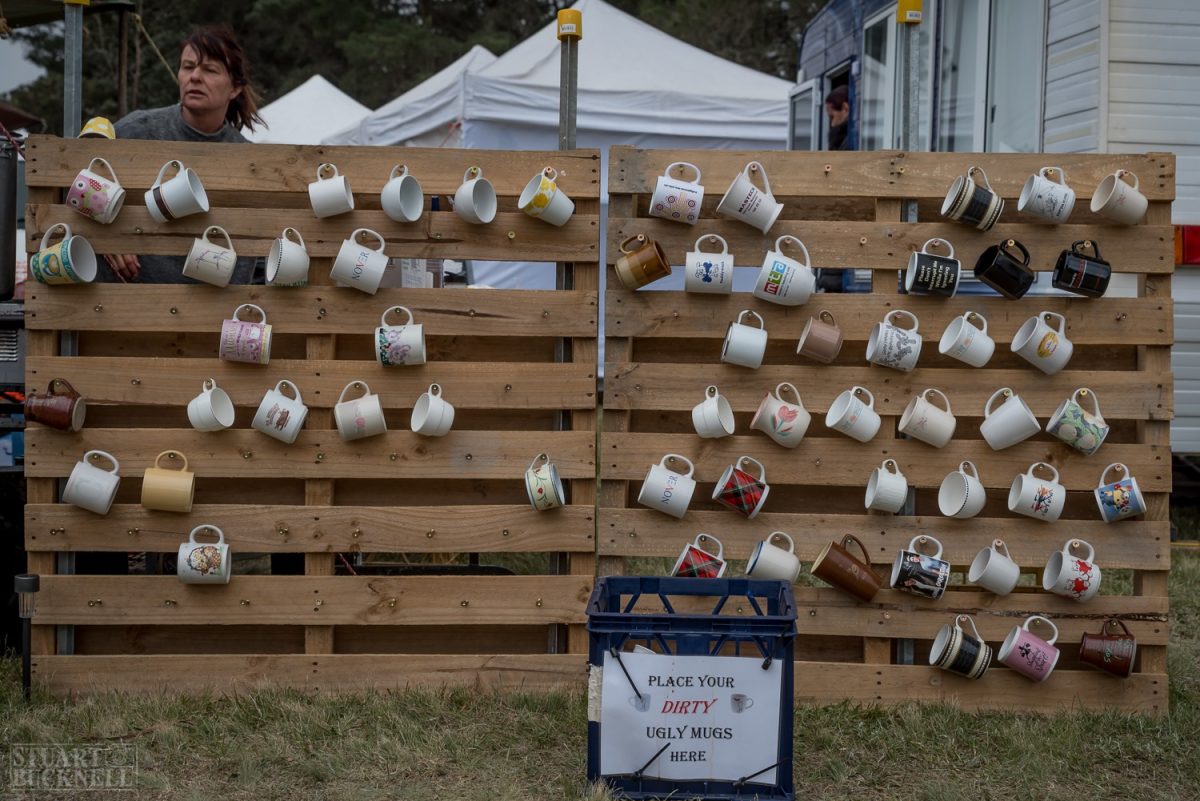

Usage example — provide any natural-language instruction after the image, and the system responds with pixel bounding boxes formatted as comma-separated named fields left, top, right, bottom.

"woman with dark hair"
left=101, top=25, right=265, bottom=282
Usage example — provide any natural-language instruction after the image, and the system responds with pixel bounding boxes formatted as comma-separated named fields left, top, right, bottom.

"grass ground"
left=1, top=550, right=1197, bottom=801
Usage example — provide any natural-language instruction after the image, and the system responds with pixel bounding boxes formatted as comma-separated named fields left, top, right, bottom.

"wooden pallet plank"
left=25, top=429, right=596, bottom=480
left=25, top=504, right=596, bottom=553
left=608, top=146, right=1174, bottom=200
left=25, top=286, right=599, bottom=336
left=34, top=575, right=593, bottom=626
left=604, top=294, right=1172, bottom=345
left=26, top=358, right=598, bottom=410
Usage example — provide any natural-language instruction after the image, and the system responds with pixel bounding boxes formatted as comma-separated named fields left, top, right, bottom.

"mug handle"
left=737, top=309, right=765, bottom=329
left=619, top=234, right=646, bottom=255
left=48, top=378, right=79, bottom=398
left=1000, top=238, right=1031, bottom=265
left=968, top=165, right=992, bottom=190
left=1067, top=538, right=1096, bottom=563
left=705, top=385, right=720, bottom=399
left=283, top=227, right=306, bottom=249
left=992, top=538, right=1011, bottom=560
left=745, top=161, right=772, bottom=196
left=234, top=303, right=267, bottom=324
left=276, top=379, right=303, bottom=404
left=189, top=524, right=225, bottom=545
left=528, top=452, right=550, bottom=472
left=463, top=165, right=482, bottom=183
left=205, top=226, right=234, bottom=251
left=922, top=388, right=952, bottom=415
left=1073, top=387, right=1103, bottom=420
left=1043, top=311, right=1067, bottom=335
left=152, top=159, right=182, bottom=189
left=663, top=453, right=695, bottom=477
left=964, top=310, right=987, bottom=335
left=84, top=449, right=120, bottom=474
left=886, top=309, right=919, bottom=334
left=428, top=383, right=442, bottom=398
left=1104, top=618, right=1133, bottom=638
left=693, top=234, right=728, bottom=254
left=841, top=534, right=872, bottom=567
left=983, top=387, right=1013, bottom=419
left=317, top=162, right=339, bottom=180
left=88, top=157, right=118, bottom=182
left=39, top=223, right=70, bottom=252
left=1117, top=169, right=1139, bottom=191
left=853, top=386, right=875, bottom=409
left=956, top=614, right=983, bottom=642
left=1031, top=462, right=1060, bottom=484
left=776, top=382, right=802, bottom=407
left=337, top=380, right=369, bottom=405
left=911, top=535, right=943, bottom=560
left=352, top=228, right=387, bottom=253
left=819, top=309, right=836, bottom=326
left=665, top=161, right=701, bottom=183
left=769, top=531, right=795, bottom=553
left=389, top=164, right=408, bottom=180
left=960, top=460, right=979, bottom=480
left=1041, top=166, right=1067, bottom=185
left=1099, top=462, right=1129, bottom=486
left=382, top=305, right=415, bottom=328
left=696, top=533, right=723, bottom=560
left=882, top=458, right=900, bottom=475
left=542, top=166, right=558, bottom=182
left=201, top=377, right=218, bottom=394
left=1025, top=615, right=1059, bottom=646
left=737, top=455, right=765, bottom=482
left=775, top=235, right=811, bottom=267
left=154, top=449, right=189, bottom=473
left=921, top=237, right=955, bottom=259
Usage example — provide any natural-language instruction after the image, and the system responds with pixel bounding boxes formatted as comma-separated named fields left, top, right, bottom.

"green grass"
left=2, top=551, right=1197, bottom=801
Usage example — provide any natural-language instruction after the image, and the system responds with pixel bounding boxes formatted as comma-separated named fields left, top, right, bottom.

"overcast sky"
left=0, top=40, right=45, bottom=95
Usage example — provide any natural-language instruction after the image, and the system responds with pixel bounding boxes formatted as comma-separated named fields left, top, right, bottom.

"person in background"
left=100, top=25, right=264, bottom=284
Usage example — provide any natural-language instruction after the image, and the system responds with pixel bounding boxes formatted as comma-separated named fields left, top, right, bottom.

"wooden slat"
left=605, top=294, right=1172, bottom=345
left=27, top=205, right=600, bottom=262
left=601, top=433, right=1169, bottom=491
left=26, top=358, right=597, bottom=410
left=26, top=286, right=599, bottom=336
left=605, top=219, right=1175, bottom=273
left=33, top=575, right=593, bottom=626
left=608, top=146, right=1175, bottom=200
left=25, top=138, right=601, bottom=196
left=597, top=509, right=1170, bottom=570
left=26, top=503, right=596, bottom=553
left=25, top=429, right=596, bottom=480
left=603, top=363, right=1172, bottom=420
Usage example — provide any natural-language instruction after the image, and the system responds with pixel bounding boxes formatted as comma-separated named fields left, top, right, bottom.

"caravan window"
left=860, top=9, right=895, bottom=151
left=789, top=80, right=818, bottom=151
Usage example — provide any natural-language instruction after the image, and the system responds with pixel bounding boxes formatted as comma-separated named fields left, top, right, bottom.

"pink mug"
left=998, top=615, right=1060, bottom=682
left=219, top=303, right=272, bottom=365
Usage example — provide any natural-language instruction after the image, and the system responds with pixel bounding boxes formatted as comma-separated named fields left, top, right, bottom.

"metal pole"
left=63, top=1, right=90, bottom=137
left=0, top=140, right=16, bottom=301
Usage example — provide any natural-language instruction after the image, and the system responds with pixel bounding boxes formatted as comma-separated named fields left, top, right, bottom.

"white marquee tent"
left=246, top=75, right=370, bottom=145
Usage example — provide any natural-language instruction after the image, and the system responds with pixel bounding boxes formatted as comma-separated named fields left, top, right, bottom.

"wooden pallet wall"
left=22, top=136, right=600, bottom=693
left=602, top=147, right=1173, bottom=714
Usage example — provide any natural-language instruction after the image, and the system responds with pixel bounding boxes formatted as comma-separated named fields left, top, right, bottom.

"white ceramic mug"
left=745, top=531, right=801, bottom=583
left=938, top=311, right=994, bottom=368
left=899, top=388, right=956, bottom=448
left=1043, top=539, right=1102, bottom=602
left=1090, top=169, right=1147, bottom=225
left=1046, top=387, right=1109, bottom=456
left=376, top=306, right=426, bottom=366
left=308, top=162, right=355, bottom=218
left=62, top=450, right=121, bottom=515
left=381, top=164, right=424, bottom=223
left=969, top=539, right=1020, bottom=596
left=411, top=383, right=454, bottom=437
left=716, top=160, right=783, bottom=233
left=684, top=234, right=733, bottom=294
left=980, top=388, right=1040, bottom=450
left=453, top=166, right=497, bottom=224
left=187, top=378, right=235, bottom=432
left=1008, top=462, right=1066, bottom=522
left=865, top=458, right=907, bottom=513
left=692, top=385, right=735, bottom=439
left=178, top=525, right=231, bottom=585
left=334, top=381, right=387, bottom=441
left=826, top=386, right=881, bottom=442
left=867, top=309, right=921, bottom=372
left=937, top=460, right=985, bottom=519
left=331, top=228, right=388, bottom=295
left=253, top=380, right=308, bottom=444
left=753, top=236, right=815, bottom=306
left=1011, top=311, right=1073, bottom=375
left=1019, top=166, right=1075, bottom=223
left=219, top=303, right=272, bottom=365
left=526, top=452, right=565, bottom=511
left=183, top=225, right=237, bottom=287
left=721, top=310, right=768, bottom=369
left=145, top=159, right=209, bottom=222
left=519, top=166, right=574, bottom=226
left=750, top=382, right=810, bottom=448
left=266, top=227, right=310, bottom=286
left=650, top=161, right=704, bottom=225
left=637, top=454, right=696, bottom=519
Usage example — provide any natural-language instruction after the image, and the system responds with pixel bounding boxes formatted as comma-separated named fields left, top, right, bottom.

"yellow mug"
left=141, top=450, right=194, bottom=513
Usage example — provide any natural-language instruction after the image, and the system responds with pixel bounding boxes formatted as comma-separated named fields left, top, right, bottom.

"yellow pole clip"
left=64, top=0, right=92, bottom=5
left=897, top=0, right=922, bottom=23
left=557, top=9, right=582, bottom=40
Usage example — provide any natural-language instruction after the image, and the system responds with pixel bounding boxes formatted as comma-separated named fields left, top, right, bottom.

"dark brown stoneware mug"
left=1079, top=618, right=1136, bottom=678
left=810, top=534, right=883, bottom=603
left=24, top=378, right=86, bottom=431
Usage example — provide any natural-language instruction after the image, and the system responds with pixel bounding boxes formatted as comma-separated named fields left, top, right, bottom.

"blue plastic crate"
left=586, top=576, right=796, bottom=801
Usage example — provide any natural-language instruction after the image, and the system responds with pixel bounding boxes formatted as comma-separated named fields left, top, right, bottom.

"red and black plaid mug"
left=670, top=534, right=726, bottom=579
left=712, top=456, right=770, bottom=519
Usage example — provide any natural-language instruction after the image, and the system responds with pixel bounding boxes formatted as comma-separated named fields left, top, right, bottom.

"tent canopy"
left=246, top=75, right=369, bottom=145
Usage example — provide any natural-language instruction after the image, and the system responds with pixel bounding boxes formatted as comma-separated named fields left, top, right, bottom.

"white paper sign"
left=598, top=651, right=782, bottom=784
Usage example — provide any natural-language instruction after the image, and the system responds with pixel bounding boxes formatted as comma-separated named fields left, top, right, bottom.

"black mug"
left=930, top=615, right=992, bottom=680
left=890, top=536, right=950, bottom=600
left=1053, top=240, right=1111, bottom=298
left=974, top=239, right=1034, bottom=300
left=905, top=237, right=960, bottom=296
left=941, top=166, right=1004, bottom=231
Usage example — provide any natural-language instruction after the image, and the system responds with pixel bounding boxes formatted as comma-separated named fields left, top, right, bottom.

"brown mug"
left=1079, top=618, right=1137, bottom=678
left=796, top=309, right=843, bottom=364
left=614, top=233, right=670, bottom=290
left=811, top=534, right=882, bottom=602
left=24, top=378, right=86, bottom=432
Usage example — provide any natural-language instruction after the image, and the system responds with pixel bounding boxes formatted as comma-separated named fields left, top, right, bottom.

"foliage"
left=2, top=0, right=818, bottom=135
